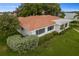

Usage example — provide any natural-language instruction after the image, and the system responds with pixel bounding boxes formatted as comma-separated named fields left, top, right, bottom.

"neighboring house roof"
left=18, top=15, right=60, bottom=31
left=54, top=19, right=72, bottom=25
left=64, top=13, right=77, bottom=19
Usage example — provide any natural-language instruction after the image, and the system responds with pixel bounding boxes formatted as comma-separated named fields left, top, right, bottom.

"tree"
left=16, top=3, right=62, bottom=17
left=45, top=3, right=61, bottom=16
left=0, top=13, right=19, bottom=41
left=59, top=12, right=65, bottom=18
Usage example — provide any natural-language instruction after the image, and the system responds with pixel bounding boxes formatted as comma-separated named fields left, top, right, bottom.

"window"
left=36, top=28, right=45, bottom=35
left=65, top=23, right=68, bottom=27
left=48, top=26, right=54, bottom=31
left=60, top=25, right=64, bottom=30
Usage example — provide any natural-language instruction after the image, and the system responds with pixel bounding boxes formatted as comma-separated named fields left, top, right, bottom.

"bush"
left=39, top=32, right=54, bottom=45
left=70, top=21, right=79, bottom=27
left=39, top=31, right=59, bottom=45
left=7, top=35, right=39, bottom=51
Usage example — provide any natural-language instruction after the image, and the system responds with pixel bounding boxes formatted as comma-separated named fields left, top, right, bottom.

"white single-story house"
left=18, top=15, right=71, bottom=37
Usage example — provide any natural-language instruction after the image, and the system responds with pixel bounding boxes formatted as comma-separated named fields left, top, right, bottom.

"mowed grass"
left=26, top=28, right=79, bottom=56
left=0, top=43, right=18, bottom=56
left=0, top=27, right=79, bottom=56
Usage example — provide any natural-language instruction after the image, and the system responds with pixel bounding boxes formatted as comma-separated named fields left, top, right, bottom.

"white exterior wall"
left=54, top=24, right=60, bottom=32
left=54, top=22, right=70, bottom=33
left=17, top=28, right=31, bottom=36
left=31, top=25, right=55, bottom=37
left=67, top=22, right=70, bottom=28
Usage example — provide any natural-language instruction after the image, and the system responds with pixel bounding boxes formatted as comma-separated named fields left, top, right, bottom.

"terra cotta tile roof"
left=18, top=15, right=60, bottom=31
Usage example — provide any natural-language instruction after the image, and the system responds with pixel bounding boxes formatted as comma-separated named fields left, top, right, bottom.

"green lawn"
left=0, top=27, right=79, bottom=56
left=26, top=28, right=79, bottom=56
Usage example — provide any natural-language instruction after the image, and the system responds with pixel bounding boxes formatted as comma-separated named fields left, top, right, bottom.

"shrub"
left=39, top=32, right=54, bottom=45
left=70, top=21, right=79, bottom=27
left=7, top=35, right=39, bottom=51
left=39, top=31, right=59, bottom=45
